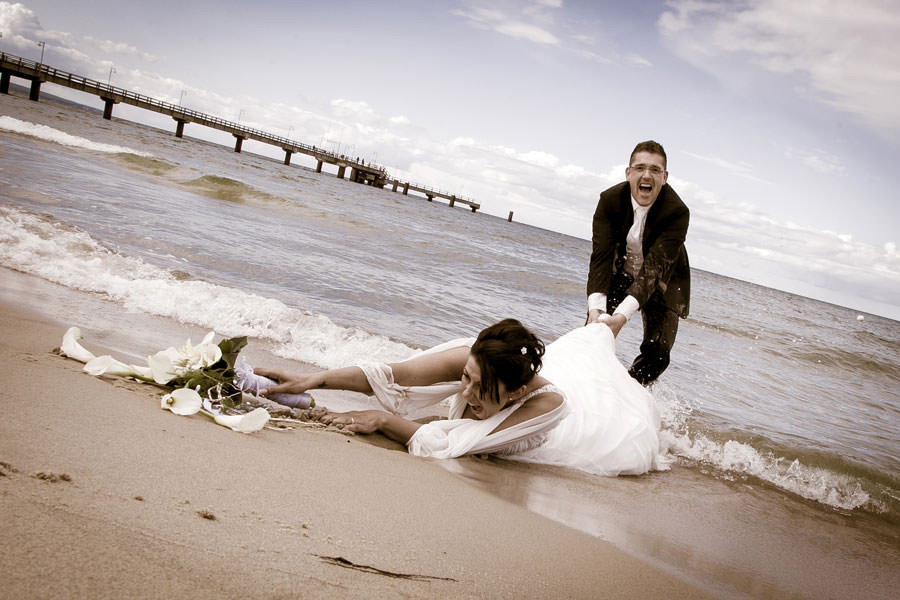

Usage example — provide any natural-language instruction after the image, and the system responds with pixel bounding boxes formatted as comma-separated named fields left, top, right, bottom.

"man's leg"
left=628, top=302, right=679, bottom=385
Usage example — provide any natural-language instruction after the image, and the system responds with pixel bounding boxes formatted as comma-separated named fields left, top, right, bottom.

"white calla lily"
left=60, top=327, right=96, bottom=363
left=161, top=388, right=203, bottom=415
left=148, top=347, right=184, bottom=384
left=205, top=407, right=270, bottom=433
left=179, top=331, right=222, bottom=371
left=84, top=355, right=153, bottom=380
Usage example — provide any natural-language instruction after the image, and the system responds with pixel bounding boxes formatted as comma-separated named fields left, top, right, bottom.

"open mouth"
left=639, top=183, right=653, bottom=193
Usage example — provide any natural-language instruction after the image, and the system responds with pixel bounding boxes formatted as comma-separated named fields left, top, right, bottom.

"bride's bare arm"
left=255, top=366, right=373, bottom=396
left=390, top=346, right=469, bottom=386
left=255, top=345, right=469, bottom=397
left=321, top=410, right=422, bottom=444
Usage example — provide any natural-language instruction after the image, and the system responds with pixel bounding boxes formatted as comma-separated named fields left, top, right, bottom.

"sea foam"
left=0, top=115, right=153, bottom=157
left=0, top=206, right=415, bottom=369
left=653, top=383, right=876, bottom=512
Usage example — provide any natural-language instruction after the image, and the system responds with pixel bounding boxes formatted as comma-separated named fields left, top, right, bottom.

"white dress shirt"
left=588, top=196, right=652, bottom=321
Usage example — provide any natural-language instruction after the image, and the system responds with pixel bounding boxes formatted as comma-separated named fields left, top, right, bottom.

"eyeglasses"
left=629, top=164, right=665, bottom=176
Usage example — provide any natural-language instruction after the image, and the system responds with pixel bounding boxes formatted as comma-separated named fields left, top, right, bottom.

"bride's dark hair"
left=470, top=318, right=545, bottom=405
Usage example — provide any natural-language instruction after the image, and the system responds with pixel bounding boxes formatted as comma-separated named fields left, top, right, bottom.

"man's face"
left=626, top=151, right=668, bottom=207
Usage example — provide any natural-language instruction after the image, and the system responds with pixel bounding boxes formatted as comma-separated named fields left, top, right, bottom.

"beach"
left=3, top=88, right=900, bottom=599
left=0, top=277, right=715, bottom=599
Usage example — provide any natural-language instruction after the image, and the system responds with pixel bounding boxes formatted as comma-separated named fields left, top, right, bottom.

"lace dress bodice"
left=475, top=384, right=564, bottom=456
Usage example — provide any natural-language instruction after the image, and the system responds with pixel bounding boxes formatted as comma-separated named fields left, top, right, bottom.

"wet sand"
left=0, top=272, right=714, bottom=599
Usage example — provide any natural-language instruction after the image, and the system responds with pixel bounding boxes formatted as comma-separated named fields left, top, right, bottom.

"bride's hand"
left=320, top=410, right=383, bottom=434
left=254, top=368, right=319, bottom=396
left=587, top=308, right=605, bottom=324
left=603, top=314, right=627, bottom=337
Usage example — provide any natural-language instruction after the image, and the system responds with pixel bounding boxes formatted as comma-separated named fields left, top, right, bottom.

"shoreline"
left=0, top=279, right=714, bottom=598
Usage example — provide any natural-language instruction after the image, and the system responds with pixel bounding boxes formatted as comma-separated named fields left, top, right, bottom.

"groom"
left=586, top=140, right=690, bottom=385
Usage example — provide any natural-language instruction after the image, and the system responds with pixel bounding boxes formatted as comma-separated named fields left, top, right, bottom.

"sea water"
left=2, top=90, right=898, bottom=599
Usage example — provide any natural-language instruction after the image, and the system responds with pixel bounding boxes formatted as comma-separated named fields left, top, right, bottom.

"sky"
left=2, top=0, right=899, bottom=319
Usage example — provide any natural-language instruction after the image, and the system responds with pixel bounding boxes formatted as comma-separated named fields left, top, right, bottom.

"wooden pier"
left=388, top=180, right=480, bottom=212
left=1, top=52, right=480, bottom=212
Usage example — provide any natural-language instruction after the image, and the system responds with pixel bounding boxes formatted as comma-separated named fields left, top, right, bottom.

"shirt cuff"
left=587, top=293, right=606, bottom=313
left=612, top=295, right=640, bottom=321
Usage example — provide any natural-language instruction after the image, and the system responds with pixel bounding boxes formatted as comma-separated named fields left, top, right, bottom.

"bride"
left=256, top=319, right=662, bottom=477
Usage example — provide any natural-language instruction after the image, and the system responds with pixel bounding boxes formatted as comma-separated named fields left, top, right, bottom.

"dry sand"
left=0, top=299, right=714, bottom=599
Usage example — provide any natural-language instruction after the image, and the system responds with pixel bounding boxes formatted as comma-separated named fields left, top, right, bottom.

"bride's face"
left=460, top=354, right=507, bottom=420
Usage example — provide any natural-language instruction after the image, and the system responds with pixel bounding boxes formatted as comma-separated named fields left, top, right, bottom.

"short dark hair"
left=630, top=140, right=667, bottom=169
left=470, top=319, right=544, bottom=405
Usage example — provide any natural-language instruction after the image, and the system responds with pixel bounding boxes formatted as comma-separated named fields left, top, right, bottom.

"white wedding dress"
left=359, top=323, right=662, bottom=477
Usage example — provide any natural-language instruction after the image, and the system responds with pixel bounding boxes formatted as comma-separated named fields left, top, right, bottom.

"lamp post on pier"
left=36, top=41, right=45, bottom=64
left=107, top=65, right=116, bottom=87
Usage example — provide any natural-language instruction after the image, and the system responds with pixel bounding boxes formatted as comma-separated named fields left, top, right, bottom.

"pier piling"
left=102, top=97, right=117, bottom=120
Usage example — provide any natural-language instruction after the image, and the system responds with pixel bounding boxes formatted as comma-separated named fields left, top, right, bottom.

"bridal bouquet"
left=59, top=327, right=271, bottom=433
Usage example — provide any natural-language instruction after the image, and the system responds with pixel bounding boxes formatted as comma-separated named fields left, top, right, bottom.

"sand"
left=0, top=291, right=717, bottom=598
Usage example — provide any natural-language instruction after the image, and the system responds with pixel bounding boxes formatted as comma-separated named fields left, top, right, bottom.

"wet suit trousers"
left=607, top=276, right=680, bottom=385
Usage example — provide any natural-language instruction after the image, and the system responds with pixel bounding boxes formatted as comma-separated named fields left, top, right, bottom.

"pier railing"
left=0, top=52, right=384, bottom=169
left=2, top=51, right=482, bottom=211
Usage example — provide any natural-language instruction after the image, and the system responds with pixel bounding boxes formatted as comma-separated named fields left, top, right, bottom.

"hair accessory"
left=521, top=346, right=527, bottom=355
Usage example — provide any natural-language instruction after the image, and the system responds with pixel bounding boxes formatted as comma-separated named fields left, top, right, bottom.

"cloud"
left=623, top=53, right=652, bottom=67
left=330, top=98, right=376, bottom=118
left=82, top=36, right=157, bottom=62
left=782, top=146, right=847, bottom=176
left=682, top=177, right=900, bottom=311
left=494, top=20, right=559, bottom=44
left=658, top=0, right=900, bottom=134
left=0, top=1, right=156, bottom=73
left=451, top=2, right=655, bottom=67
left=451, top=1, right=559, bottom=45
left=684, top=151, right=771, bottom=183
left=0, top=2, right=42, bottom=34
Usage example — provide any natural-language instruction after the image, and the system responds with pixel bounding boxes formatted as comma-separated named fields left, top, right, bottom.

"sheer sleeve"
left=406, top=396, right=569, bottom=459
left=357, top=337, right=475, bottom=419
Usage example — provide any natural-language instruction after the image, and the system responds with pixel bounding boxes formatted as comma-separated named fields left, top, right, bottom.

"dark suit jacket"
left=587, top=181, right=690, bottom=317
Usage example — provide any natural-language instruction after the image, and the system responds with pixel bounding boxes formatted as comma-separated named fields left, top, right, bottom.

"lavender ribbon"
left=234, top=355, right=313, bottom=409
